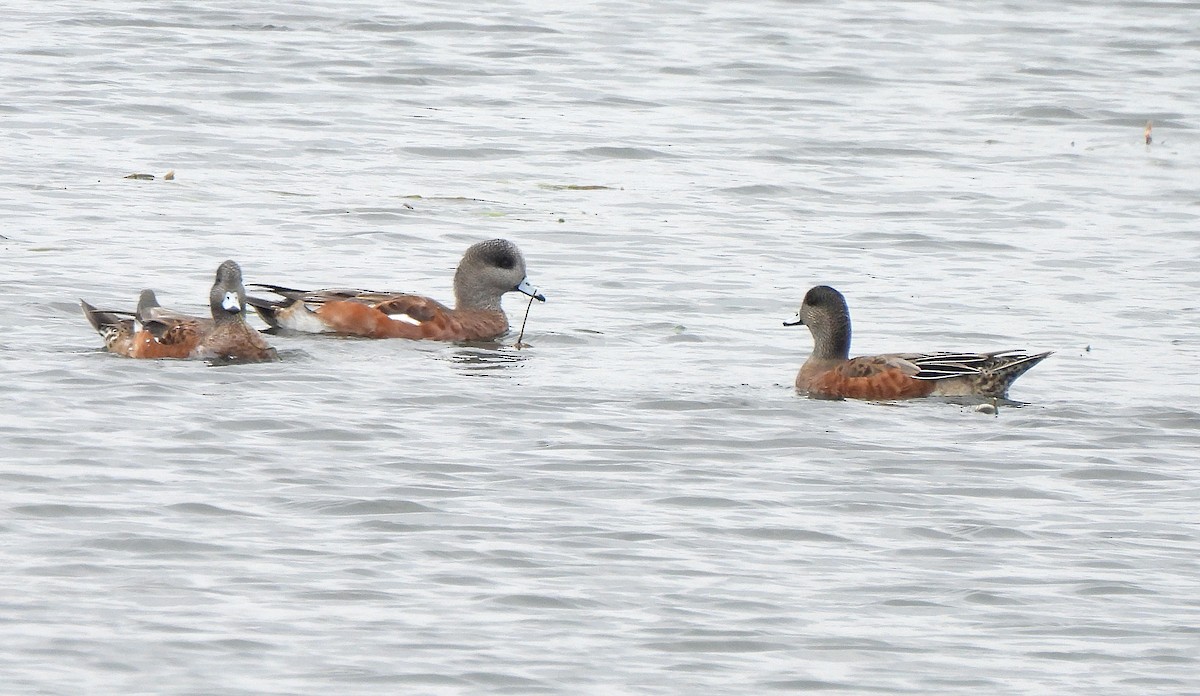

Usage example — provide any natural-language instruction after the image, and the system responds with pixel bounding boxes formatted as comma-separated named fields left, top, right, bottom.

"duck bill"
left=515, top=278, right=546, bottom=302
left=222, top=291, right=243, bottom=312
left=782, top=314, right=803, bottom=327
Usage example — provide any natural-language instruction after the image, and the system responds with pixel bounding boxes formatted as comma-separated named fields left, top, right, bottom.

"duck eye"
left=491, top=253, right=516, bottom=270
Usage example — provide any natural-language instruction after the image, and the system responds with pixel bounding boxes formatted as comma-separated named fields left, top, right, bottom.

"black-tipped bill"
left=516, top=278, right=546, bottom=302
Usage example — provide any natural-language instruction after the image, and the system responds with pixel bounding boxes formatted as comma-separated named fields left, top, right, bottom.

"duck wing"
left=372, top=294, right=447, bottom=324
left=837, top=354, right=922, bottom=379
left=906, top=350, right=1050, bottom=381
left=246, top=284, right=414, bottom=306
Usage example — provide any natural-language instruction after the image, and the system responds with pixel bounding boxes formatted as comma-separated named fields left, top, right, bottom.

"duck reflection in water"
left=440, top=345, right=531, bottom=377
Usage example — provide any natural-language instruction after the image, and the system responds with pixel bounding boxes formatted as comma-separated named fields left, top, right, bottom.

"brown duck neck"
left=210, top=296, right=247, bottom=326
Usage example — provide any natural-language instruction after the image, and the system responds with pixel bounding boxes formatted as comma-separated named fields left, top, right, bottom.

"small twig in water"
left=514, top=294, right=535, bottom=349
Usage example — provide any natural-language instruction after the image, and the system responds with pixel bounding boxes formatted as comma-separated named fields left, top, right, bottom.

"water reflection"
left=206, top=347, right=310, bottom=367
left=440, top=343, right=531, bottom=377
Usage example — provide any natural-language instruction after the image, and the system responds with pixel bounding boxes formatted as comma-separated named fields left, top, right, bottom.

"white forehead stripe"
left=388, top=313, right=422, bottom=325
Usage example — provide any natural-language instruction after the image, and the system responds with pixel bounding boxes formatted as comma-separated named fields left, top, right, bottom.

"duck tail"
left=80, top=300, right=133, bottom=334
left=244, top=295, right=286, bottom=328
left=245, top=284, right=320, bottom=330
left=991, top=350, right=1053, bottom=386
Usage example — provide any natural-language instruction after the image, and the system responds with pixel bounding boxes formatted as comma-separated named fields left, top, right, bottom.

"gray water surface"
left=3, top=1, right=1199, bottom=694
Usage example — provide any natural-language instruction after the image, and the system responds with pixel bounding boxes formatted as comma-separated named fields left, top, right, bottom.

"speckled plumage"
left=81, top=260, right=278, bottom=363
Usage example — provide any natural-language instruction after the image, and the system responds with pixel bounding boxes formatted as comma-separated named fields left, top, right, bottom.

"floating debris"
left=538, top=184, right=614, bottom=191
left=400, top=194, right=498, bottom=203
left=1144, top=121, right=1152, bottom=145
left=514, top=293, right=537, bottom=349
left=124, top=170, right=176, bottom=181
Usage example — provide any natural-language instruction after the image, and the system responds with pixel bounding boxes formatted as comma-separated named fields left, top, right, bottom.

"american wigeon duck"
left=81, top=260, right=278, bottom=363
left=246, top=239, right=545, bottom=341
left=785, top=285, right=1051, bottom=400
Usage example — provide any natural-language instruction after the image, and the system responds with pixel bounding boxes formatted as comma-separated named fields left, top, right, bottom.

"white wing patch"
left=387, top=312, right=422, bottom=325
